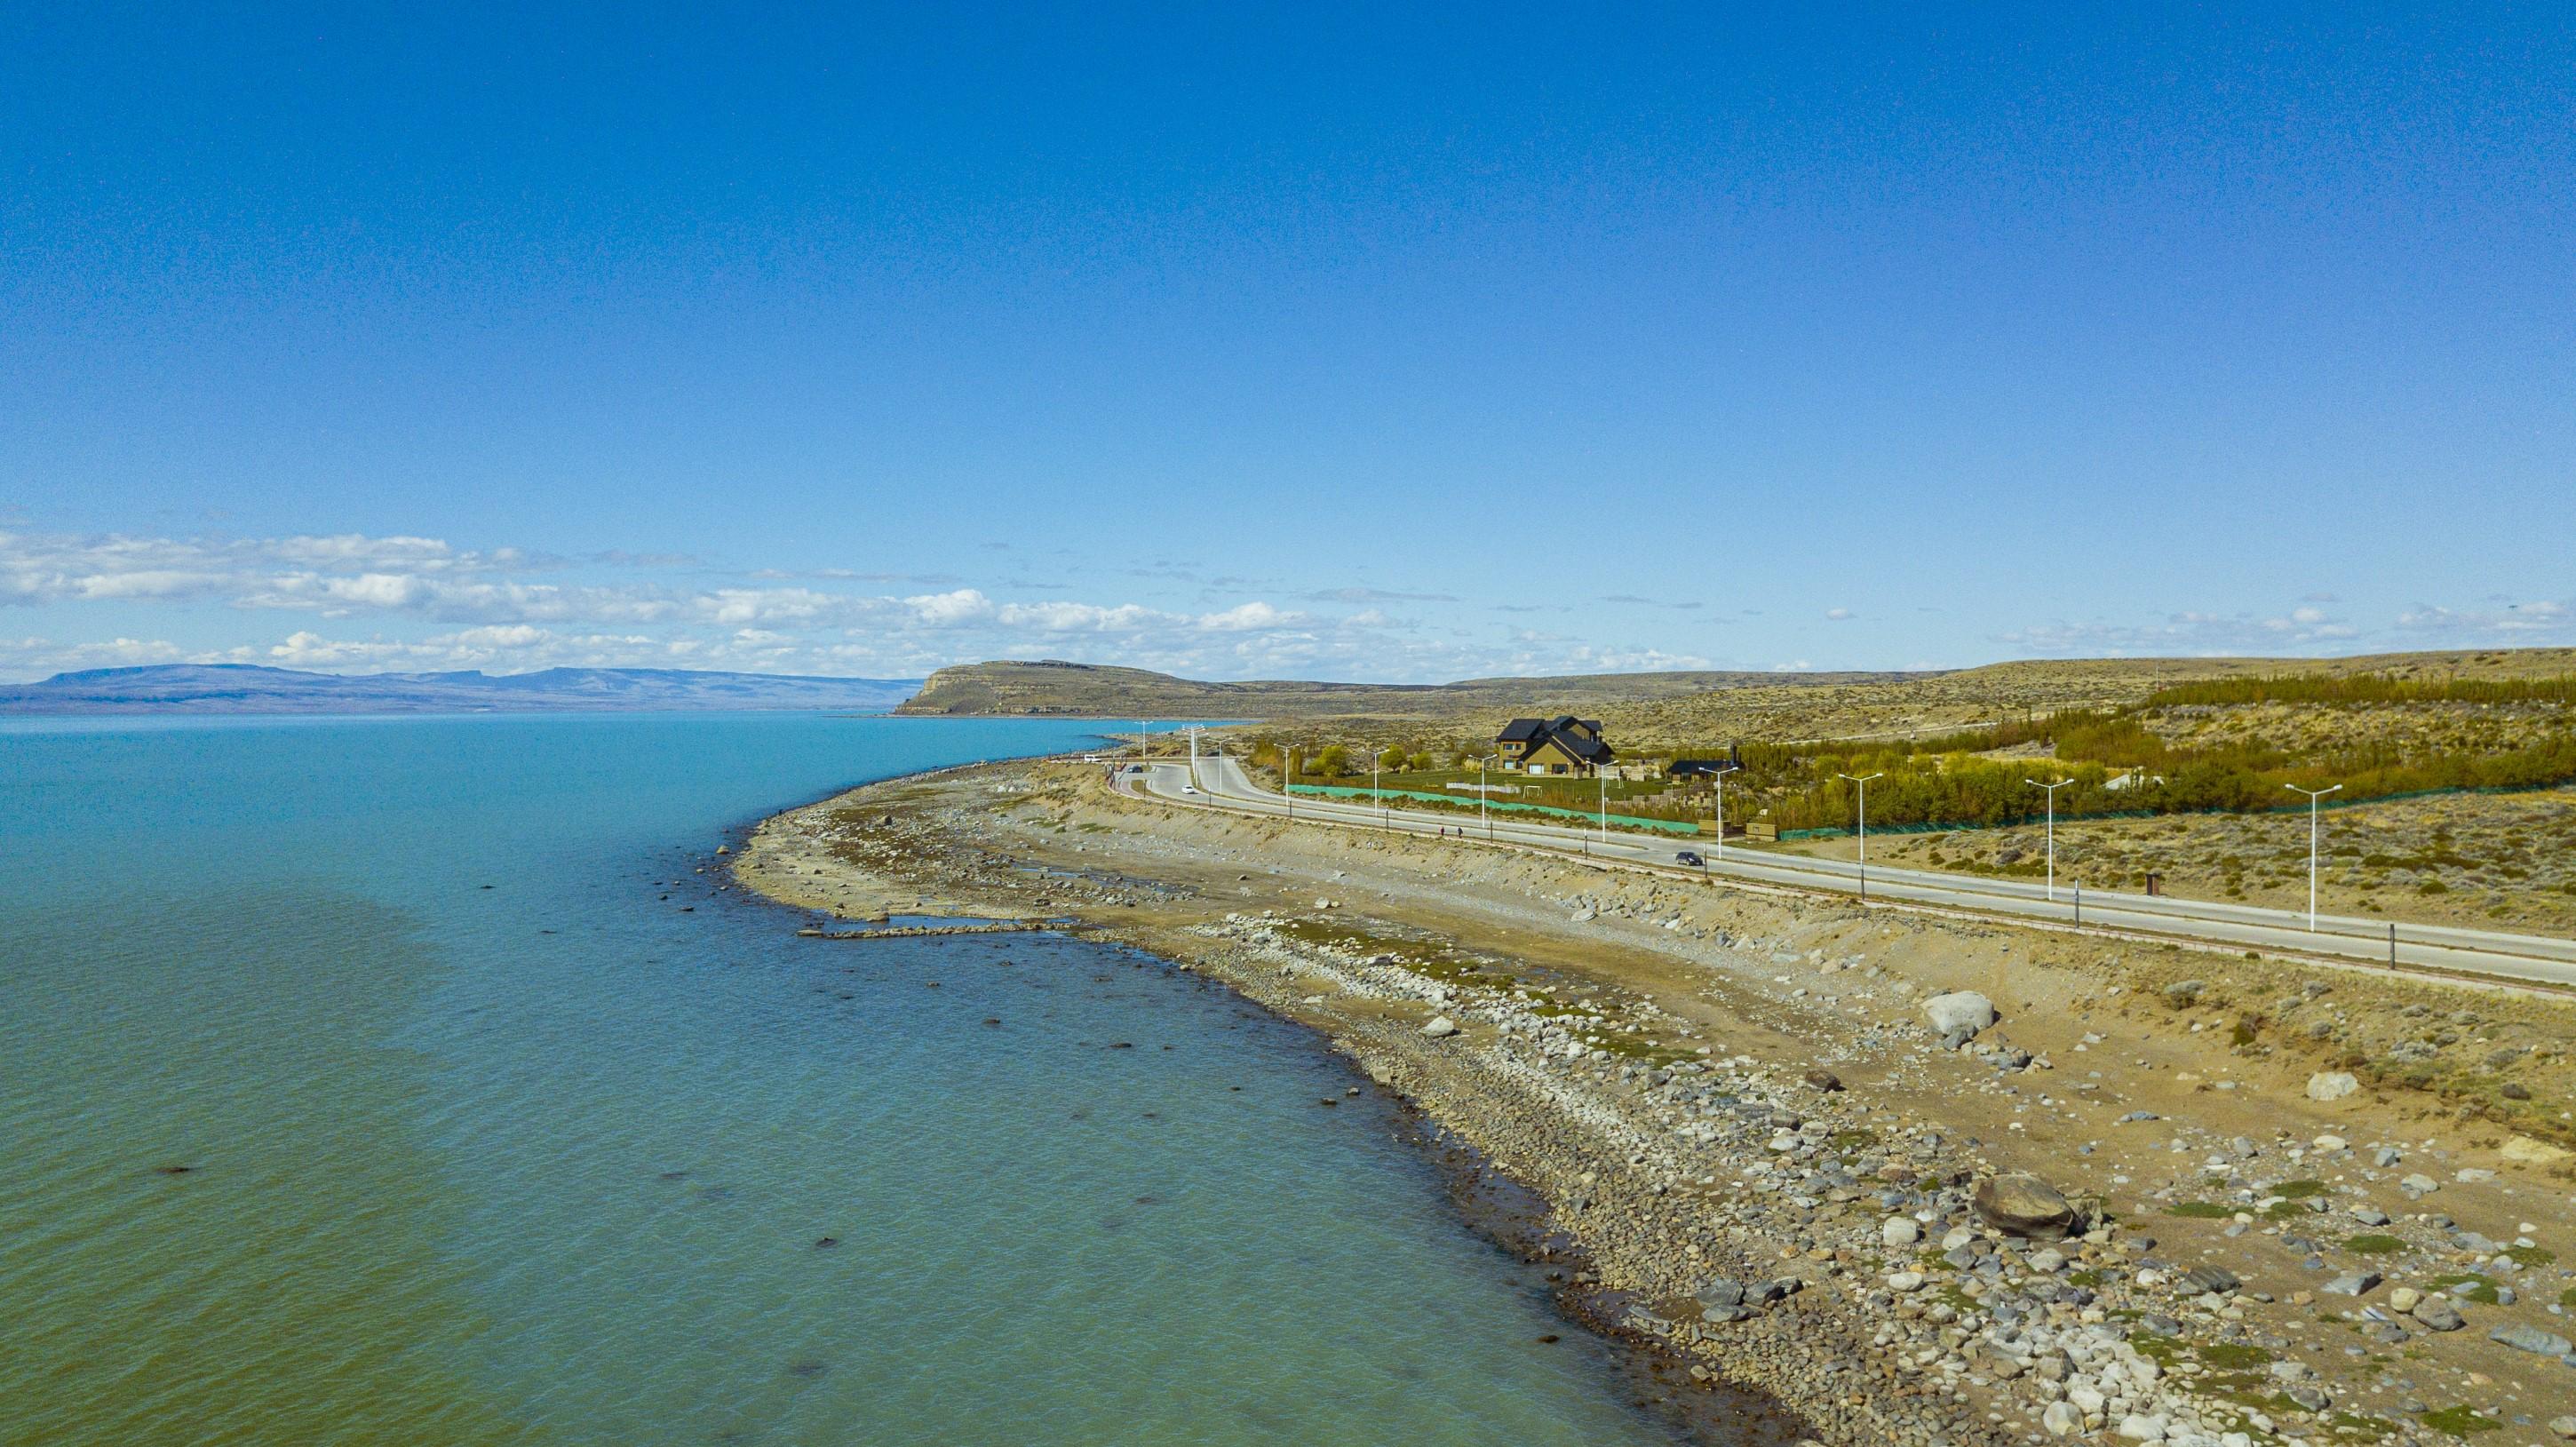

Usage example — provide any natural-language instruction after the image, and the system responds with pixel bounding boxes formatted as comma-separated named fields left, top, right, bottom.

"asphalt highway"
left=1123, top=752, right=2576, bottom=990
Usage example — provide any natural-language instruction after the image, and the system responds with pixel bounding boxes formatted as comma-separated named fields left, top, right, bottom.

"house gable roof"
left=1505, top=715, right=1615, bottom=765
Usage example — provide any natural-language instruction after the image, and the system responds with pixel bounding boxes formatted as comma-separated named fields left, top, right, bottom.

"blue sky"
left=4, top=4, right=2570, bottom=681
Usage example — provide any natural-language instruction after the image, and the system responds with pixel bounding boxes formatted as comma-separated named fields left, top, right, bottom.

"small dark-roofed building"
left=1667, top=745, right=1744, bottom=779
left=1494, top=715, right=1613, bottom=775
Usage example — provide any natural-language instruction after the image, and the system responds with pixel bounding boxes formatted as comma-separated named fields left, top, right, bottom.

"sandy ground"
left=732, top=756, right=2576, bottom=1447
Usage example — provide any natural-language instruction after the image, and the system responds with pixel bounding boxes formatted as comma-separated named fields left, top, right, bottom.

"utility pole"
left=2283, top=783, right=2342, bottom=931
left=1597, top=770, right=1608, bottom=846
left=1837, top=772, right=1883, bottom=902
left=2024, top=775, right=2073, bottom=902
left=1475, top=754, right=1497, bottom=840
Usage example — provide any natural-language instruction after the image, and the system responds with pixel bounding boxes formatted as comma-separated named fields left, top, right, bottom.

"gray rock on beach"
left=2491, top=1323, right=2572, bottom=1357
left=1420, top=1016, right=1459, bottom=1038
left=2411, top=1295, right=2465, bottom=1332
left=1921, top=990, right=1997, bottom=1042
left=1973, top=1173, right=2078, bottom=1239
left=2181, top=1264, right=2239, bottom=1295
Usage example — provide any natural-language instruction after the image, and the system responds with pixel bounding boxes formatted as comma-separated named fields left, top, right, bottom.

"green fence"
left=1285, top=783, right=1702, bottom=836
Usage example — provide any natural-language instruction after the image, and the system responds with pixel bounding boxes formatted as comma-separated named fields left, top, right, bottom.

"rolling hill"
left=891, top=658, right=1925, bottom=719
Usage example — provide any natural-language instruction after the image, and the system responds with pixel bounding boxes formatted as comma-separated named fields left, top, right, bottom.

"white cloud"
left=2394, top=600, right=2570, bottom=640
left=1197, top=601, right=1303, bottom=632
left=0, top=636, right=195, bottom=673
left=0, top=525, right=1770, bottom=685
left=2000, top=601, right=2366, bottom=656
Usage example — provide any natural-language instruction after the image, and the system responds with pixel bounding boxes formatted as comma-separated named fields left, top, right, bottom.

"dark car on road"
left=1675, top=850, right=1704, bottom=867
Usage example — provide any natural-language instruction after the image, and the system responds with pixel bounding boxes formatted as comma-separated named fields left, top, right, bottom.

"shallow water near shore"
left=0, top=713, right=1694, bottom=1446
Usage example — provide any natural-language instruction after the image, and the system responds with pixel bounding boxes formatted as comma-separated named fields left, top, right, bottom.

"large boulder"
left=1922, top=990, right=1998, bottom=1041
left=2492, top=1324, right=2572, bottom=1357
left=2411, top=1296, right=2466, bottom=1332
left=2305, top=1071, right=2360, bottom=1102
left=2501, top=1134, right=2573, bottom=1166
left=1973, top=1173, right=2079, bottom=1240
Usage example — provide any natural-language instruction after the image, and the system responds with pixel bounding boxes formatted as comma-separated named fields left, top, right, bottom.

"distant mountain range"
left=0, top=664, right=924, bottom=715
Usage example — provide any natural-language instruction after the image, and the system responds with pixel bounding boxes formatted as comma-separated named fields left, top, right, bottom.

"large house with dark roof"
left=1494, top=715, right=1614, bottom=776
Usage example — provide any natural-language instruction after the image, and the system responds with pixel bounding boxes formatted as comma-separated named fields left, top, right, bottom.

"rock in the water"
left=1922, top=990, right=1998, bottom=1039
left=2305, top=1071, right=2359, bottom=1102
left=1973, top=1173, right=2078, bottom=1239
left=1420, top=1015, right=1459, bottom=1038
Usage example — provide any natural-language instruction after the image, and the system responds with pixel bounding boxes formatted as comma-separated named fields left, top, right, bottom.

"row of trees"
left=1300, top=744, right=1442, bottom=778
left=2143, top=672, right=2576, bottom=709
left=1252, top=672, right=2574, bottom=834
left=1742, top=716, right=2576, bottom=834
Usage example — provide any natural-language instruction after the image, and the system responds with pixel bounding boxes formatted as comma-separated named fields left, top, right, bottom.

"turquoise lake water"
left=0, top=713, right=1693, bottom=1445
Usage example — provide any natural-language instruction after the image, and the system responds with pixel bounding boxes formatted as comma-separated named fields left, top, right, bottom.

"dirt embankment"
left=734, top=758, right=2576, bottom=1447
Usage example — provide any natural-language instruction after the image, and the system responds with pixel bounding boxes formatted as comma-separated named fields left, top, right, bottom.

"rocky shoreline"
left=730, top=756, right=2576, bottom=1447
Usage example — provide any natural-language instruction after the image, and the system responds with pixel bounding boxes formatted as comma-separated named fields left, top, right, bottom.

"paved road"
left=1124, top=753, right=2576, bottom=991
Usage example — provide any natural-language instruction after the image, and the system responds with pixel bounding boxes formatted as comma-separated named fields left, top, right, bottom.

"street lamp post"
left=1707, top=760, right=1741, bottom=863
left=1475, top=754, right=1498, bottom=840
left=2023, top=775, right=2072, bottom=902
left=1597, top=771, right=1608, bottom=846
left=2283, top=783, right=2343, bottom=931
left=1837, top=772, right=1883, bottom=902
